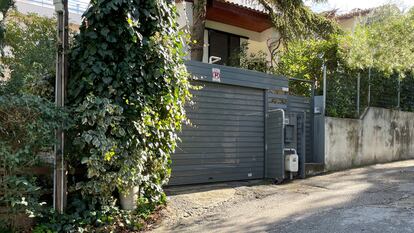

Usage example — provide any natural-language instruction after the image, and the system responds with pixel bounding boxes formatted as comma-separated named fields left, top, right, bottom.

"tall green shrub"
left=1, top=11, right=56, bottom=99
left=68, top=0, right=190, bottom=206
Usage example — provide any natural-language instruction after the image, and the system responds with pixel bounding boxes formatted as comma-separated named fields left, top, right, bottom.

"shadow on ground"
left=154, top=161, right=414, bottom=233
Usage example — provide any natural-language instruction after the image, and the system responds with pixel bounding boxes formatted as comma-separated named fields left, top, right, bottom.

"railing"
left=17, top=0, right=89, bottom=15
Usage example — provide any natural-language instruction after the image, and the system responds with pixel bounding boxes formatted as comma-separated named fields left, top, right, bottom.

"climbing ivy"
left=68, top=0, right=190, bottom=208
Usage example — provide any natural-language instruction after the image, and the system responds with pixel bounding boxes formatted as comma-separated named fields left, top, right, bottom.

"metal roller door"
left=170, top=82, right=265, bottom=185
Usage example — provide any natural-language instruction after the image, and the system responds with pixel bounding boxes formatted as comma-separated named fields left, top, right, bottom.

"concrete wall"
left=325, top=107, right=414, bottom=171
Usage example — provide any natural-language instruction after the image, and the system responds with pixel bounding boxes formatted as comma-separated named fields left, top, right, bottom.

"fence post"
left=357, top=73, right=360, bottom=117
left=53, top=0, right=68, bottom=213
left=322, top=63, right=327, bottom=116
left=368, top=68, right=371, bottom=107
left=397, top=74, right=401, bottom=109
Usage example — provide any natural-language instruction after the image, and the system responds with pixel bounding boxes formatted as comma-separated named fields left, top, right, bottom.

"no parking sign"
left=212, top=68, right=221, bottom=82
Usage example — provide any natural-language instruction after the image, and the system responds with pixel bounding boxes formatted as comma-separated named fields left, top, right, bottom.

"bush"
left=229, top=42, right=271, bottom=73
left=0, top=94, right=67, bottom=231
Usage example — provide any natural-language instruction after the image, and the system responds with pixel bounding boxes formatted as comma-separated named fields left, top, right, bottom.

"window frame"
left=206, top=28, right=248, bottom=65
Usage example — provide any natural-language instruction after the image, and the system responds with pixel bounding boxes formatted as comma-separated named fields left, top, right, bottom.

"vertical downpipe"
left=322, top=64, right=327, bottom=116
left=397, top=74, right=401, bottom=109
left=357, top=73, right=360, bottom=117
left=368, top=68, right=371, bottom=107
left=263, top=90, right=268, bottom=178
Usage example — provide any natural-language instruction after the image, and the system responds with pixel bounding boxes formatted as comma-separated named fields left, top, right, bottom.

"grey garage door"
left=170, top=82, right=265, bottom=185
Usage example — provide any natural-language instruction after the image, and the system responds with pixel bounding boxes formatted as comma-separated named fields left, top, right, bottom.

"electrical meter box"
left=285, top=152, right=299, bottom=172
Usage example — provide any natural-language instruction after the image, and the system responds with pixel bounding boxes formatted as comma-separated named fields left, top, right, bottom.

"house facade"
left=177, top=1, right=376, bottom=66
left=176, top=0, right=280, bottom=65
left=328, top=8, right=373, bottom=32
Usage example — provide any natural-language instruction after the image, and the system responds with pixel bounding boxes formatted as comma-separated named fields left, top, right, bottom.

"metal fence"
left=325, top=68, right=414, bottom=119
left=17, top=0, right=89, bottom=14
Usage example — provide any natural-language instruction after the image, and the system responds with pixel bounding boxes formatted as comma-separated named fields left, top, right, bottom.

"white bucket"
left=119, top=186, right=139, bottom=210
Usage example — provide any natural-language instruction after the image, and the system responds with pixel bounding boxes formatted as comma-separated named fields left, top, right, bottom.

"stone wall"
left=325, top=107, right=414, bottom=171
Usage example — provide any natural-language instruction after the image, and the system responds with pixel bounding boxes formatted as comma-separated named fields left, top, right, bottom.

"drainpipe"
left=322, top=63, right=327, bottom=116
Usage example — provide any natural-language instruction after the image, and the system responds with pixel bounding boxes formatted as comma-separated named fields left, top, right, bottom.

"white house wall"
left=204, top=20, right=279, bottom=63
left=176, top=1, right=193, bottom=30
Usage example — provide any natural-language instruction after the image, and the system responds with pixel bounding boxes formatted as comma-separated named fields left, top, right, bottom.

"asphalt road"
left=152, top=160, right=414, bottom=233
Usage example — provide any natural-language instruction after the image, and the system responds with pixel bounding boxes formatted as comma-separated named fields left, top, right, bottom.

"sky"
left=308, top=0, right=414, bottom=13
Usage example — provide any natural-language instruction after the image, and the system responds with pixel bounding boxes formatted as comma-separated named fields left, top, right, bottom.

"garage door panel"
left=192, top=97, right=263, bottom=107
left=186, top=107, right=263, bottom=116
left=171, top=83, right=264, bottom=185
left=189, top=103, right=263, bottom=112
left=182, top=125, right=263, bottom=133
left=172, top=157, right=264, bottom=165
left=187, top=113, right=263, bottom=121
left=181, top=130, right=263, bottom=137
left=194, top=82, right=264, bottom=96
left=172, top=162, right=264, bottom=172
left=175, top=147, right=263, bottom=154
left=171, top=167, right=264, bottom=179
left=179, top=136, right=263, bottom=143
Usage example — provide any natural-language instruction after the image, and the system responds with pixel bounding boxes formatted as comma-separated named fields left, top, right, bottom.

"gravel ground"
left=150, top=160, right=414, bottom=233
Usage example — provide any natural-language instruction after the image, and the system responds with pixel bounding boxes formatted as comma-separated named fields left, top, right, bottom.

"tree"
left=259, top=0, right=339, bottom=48
left=276, top=36, right=342, bottom=94
left=1, top=11, right=56, bottom=99
left=340, top=5, right=414, bottom=74
left=191, top=0, right=206, bottom=61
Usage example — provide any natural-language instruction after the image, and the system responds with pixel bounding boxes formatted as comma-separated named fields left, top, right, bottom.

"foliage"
left=401, top=72, right=414, bottom=112
left=258, top=0, right=340, bottom=53
left=340, top=5, right=414, bottom=74
left=276, top=35, right=344, bottom=95
left=1, top=11, right=56, bottom=99
left=32, top=194, right=163, bottom=232
left=0, top=94, right=67, bottom=231
left=0, top=0, right=13, bottom=77
left=229, top=42, right=271, bottom=73
left=67, top=0, right=190, bottom=217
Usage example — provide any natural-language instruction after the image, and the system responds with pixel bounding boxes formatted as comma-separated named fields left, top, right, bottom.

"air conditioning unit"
left=284, top=149, right=299, bottom=172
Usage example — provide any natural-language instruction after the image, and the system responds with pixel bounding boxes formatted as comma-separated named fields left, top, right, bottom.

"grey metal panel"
left=170, top=82, right=265, bottom=185
left=313, top=96, right=325, bottom=163
left=266, top=110, right=285, bottom=180
left=268, top=89, right=288, bottom=110
left=287, top=95, right=313, bottom=163
left=186, top=60, right=288, bottom=90
left=296, top=113, right=306, bottom=178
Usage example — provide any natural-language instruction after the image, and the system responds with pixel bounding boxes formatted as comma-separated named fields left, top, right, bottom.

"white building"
left=14, top=0, right=87, bottom=24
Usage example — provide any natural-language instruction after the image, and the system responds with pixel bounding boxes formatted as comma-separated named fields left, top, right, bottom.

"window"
left=208, top=29, right=243, bottom=66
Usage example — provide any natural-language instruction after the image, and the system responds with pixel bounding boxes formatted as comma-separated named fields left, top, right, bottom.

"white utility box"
left=285, top=153, right=299, bottom=172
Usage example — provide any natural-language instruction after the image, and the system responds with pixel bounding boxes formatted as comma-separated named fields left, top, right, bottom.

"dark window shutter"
left=208, top=30, right=241, bottom=66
